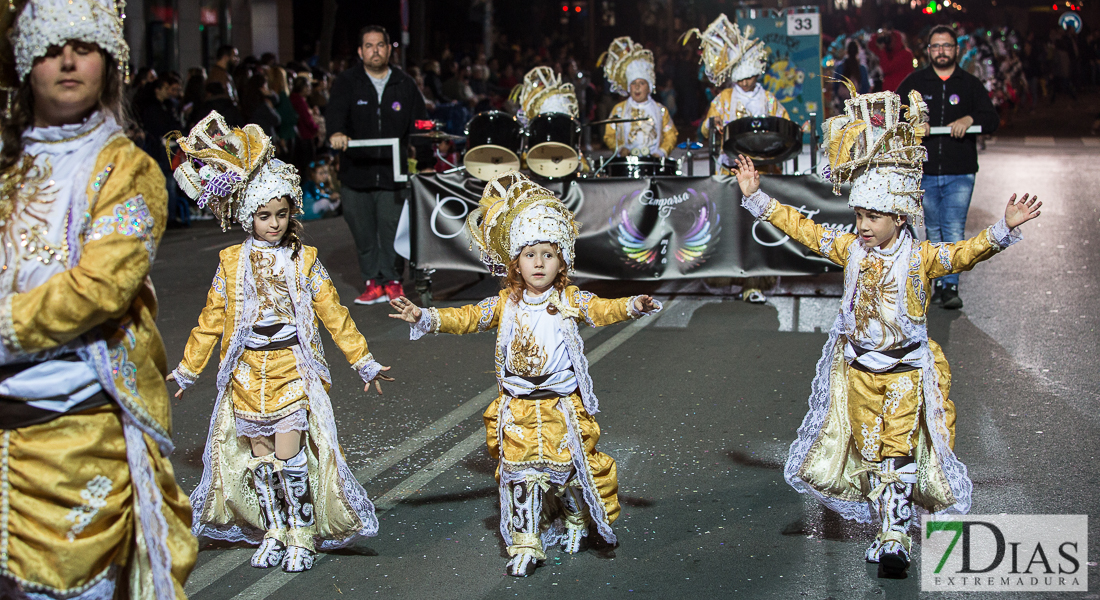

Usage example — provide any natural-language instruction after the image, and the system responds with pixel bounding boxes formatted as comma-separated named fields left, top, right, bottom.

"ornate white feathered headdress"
left=3, top=0, right=130, bottom=87
left=598, top=37, right=655, bottom=96
left=682, top=14, right=769, bottom=86
left=510, top=66, right=579, bottom=122
left=821, top=86, right=929, bottom=224
left=465, top=171, right=578, bottom=276
left=169, top=111, right=302, bottom=231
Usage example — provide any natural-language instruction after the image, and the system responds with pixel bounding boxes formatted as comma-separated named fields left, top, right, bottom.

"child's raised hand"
left=730, top=154, right=760, bottom=197
left=1004, top=193, right=1041, bottom=229
left=634, top=295, right=659, bottom=314
left=364, top=366, right=395, bottom=395
left=388, top=296, right=423, bottom=323
left=165, top=373, right=184, bottom=398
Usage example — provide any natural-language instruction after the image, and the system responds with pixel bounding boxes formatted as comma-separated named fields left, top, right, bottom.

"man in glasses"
left=896, top=25, right=999, bottom=309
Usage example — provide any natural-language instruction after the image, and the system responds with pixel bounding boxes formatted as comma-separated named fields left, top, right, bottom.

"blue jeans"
left=922, top=174, right=976, bottom=287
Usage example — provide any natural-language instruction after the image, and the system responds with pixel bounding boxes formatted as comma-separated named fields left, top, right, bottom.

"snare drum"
left=604, top=155, right=680, bottom=178
left=525, top=112, right=582, bottom=178
left=463, top=111, right=524, bottom=181
left=722, top=116, right=802, bottom=165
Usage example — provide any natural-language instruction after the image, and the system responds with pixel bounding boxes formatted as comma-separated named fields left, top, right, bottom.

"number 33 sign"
left=786, top=13, right=820, bottom=36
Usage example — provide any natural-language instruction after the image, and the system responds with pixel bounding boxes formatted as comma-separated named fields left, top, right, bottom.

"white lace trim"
left=235, top=410, right=309, bottom=438
left=1, top=566, right=116, bottom=600
left=741, top=190, right=776, bottom=220
left=354, top=356, right=383, bottom=384
left=171, top=363, right=199, bottom=391
left=626, top=295, right=663, bottom=319
left=986, top=218, right=1022, bottom=248
left=409, top=307, right=438, bottom=341
left=122, top=415, right=175, bottom=600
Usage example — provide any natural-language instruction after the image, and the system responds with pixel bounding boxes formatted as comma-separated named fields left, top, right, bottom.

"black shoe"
left=878, top=550, right=910, bottom=579
left=930, top=282, right=944, bottom=305
left=941, top=284, right=963, bottom=310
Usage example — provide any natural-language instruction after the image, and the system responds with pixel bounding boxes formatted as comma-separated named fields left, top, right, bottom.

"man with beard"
left=896, top=25, right=998, bottom=309
left=328, top=25, right=427, bottom=305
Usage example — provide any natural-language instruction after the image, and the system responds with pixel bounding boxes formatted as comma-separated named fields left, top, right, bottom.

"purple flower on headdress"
left=822, top=165, right=832, bottom=179
left=198, top=171, right=242, bottom=208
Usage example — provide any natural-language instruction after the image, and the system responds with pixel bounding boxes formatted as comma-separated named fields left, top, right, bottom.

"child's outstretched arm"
left=922, top=193, right=1041, bottom=279
left=167, top=264, right=228, bottom=398
left=568, top=288, right=662, bottom=328
left=389, top=294, right=503, bottom=339
left=731, top=155, right=857, bottom=266
left=308, top=259, right=393, bottom=395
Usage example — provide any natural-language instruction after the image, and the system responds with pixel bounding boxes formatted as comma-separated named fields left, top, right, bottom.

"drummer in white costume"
left=685, top=14, right=790, bottom=141
left=511, top=67, right=587, bottom=177
left=599, top=37, right=678, bottom=158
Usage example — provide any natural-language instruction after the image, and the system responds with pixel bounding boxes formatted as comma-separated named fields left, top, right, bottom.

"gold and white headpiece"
left=598, top=37, right=655, bottom=96
left=510, top=66, right=579, bottom=120
left=466, top=171, right=578, bottom=276
left=682, top=14, right=768, bottom=86
left=821, top=87, right=929, bottom=224
left=169, top=111, right=303, bottom=231
left=4, top=0, right=130, bottom=86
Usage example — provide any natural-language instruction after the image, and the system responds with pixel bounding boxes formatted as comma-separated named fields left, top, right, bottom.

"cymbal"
left=411, top=131, right=466, bottom=141
left=588, top=117, right=653, bottom=126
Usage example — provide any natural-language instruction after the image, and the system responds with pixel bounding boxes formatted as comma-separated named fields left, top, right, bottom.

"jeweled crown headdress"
left=169, top=111, right=302, bottom=231
left=598, top=37, right=655, bottom=96
left=821, top=86, right=929, bottom=223
left=1, top=0, right=130, bottom=89
left=466, top=171, right=578, bottom=276
left=681, top=14, right=769, bottom=86
left=510, top=66, right=579, bottom=120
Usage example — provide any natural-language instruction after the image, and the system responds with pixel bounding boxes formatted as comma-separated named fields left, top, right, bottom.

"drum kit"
left=424, top=110, right=806, bottom=182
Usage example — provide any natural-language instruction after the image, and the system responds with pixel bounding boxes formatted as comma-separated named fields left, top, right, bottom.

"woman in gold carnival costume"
left=388, top=172, right=661, bottom=577
left=598, top=37, right=678, bottom=158
left=0, top=0, right=198, bottom=598
left=732, top=86, right=1041, bottom=578
left=166, top=111, right=392, bottom=573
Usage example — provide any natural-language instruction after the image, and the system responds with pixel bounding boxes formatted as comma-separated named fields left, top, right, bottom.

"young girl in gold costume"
left=389, top=172, right=660, bottom=577
left=167, top=112, right=392, bottom=573
left=0, top=0, right=196, bottom=597
left=732, top=86, right=1041, bottom=579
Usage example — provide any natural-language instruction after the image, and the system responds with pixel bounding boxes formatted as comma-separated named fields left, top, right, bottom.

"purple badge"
left=948, top=94, right=960, bottom=106
left=392, top=101, right=402, bottom=111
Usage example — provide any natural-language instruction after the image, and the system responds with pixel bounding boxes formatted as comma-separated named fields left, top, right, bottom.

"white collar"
left=866, top=229, right=909, bottom=258
left=523, top=288, right=553, bottom=304
left=24, top=111, right=106, bottom=144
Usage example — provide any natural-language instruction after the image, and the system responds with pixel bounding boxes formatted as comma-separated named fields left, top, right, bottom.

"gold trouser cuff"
left=507, top=532, right=546, bottom=560
left=882, top=531, right=912, bottom=552
left=263, top=527, right=288, bottom=544
left=286, top=527, right=316, bottom=551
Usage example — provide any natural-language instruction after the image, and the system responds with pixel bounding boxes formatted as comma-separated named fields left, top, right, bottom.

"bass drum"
left=463, top=111, right=524, bottom=181
left=525, top=112, right=581, bottom=178
left=604, top=155, right=680, bottom=178
left=722, top=116, right=802, bottom=165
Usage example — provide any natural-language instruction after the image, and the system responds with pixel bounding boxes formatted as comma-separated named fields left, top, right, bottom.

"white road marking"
left=1023, top=136, right=1056, bottom=146
left=183, top=549, right=253, bottom=596
left=195, top=300, right=678, bottom=599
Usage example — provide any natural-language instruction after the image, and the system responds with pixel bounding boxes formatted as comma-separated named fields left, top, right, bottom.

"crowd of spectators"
left=128, top=19, right=1099, bottom=227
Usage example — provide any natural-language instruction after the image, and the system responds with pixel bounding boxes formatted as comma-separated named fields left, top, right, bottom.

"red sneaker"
left=354, top=281, right=387, bottom=305
left=384, top=280, right=404, bottom=301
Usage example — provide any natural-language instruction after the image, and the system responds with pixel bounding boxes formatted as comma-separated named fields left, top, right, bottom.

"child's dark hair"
left=502, top=243, right=570, bottom=314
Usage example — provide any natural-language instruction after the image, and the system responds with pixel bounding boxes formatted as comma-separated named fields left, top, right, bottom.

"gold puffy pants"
left=484, top=393, right=619, bottom=524
left=231, top=347, right=308, bottom=421
left=1, top=404, right=196, bottom=597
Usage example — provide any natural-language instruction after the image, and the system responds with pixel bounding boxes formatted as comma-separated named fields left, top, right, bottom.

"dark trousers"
left=341, top=187, right=403, bottom=283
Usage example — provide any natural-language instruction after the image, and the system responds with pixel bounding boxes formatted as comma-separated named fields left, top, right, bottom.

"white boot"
left=279, top=448, right=316, bottom=573
left=505, top=479, right=545, bottom=577
left=877, top=457, right=917, bottom=579
left=250, top=457, right=288, bottom=568
left=559, top=481, right=589, bottom=554
left=865, top=468, right=884, bottom=563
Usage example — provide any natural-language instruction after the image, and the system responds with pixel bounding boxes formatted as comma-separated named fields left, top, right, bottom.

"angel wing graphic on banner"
left=609, top=191, right=721, bottom=274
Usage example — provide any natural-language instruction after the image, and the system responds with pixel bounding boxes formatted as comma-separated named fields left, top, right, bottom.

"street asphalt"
left=154, top=136, right=1100, bottom=599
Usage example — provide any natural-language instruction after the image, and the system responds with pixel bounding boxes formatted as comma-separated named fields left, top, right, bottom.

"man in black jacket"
left=328, top=25, right=428, bottom=304
left=896, top=25, right=998, bottom=309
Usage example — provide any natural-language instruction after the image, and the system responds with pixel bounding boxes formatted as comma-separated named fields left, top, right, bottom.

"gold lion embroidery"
left=508, top=315, right=548, bottom=377
left=251, top=250, right=296, bottom=323
left=853, top=255, right=904, bottom=348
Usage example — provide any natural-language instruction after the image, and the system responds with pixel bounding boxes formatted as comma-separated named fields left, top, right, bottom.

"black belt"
left=504, top=368, right=576, bottom=400
left=0, top=355, right=112, bottom=430
left=248, top=325, right=300, bottom=351
left=847, top=341, right=921, bottom=374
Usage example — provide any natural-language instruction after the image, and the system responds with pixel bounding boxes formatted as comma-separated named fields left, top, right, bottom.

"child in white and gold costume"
left=599, top=37, right=678, bottom=158
left=731, top=87, right=1041, bottom=579
left=167, top=112, right=391, bottom=573
left=685, top=14, right=789, bottom=141
left=511, top=66, right=579, bottom=127
left=0, top=0, right=197, bottom=598
left=389, top=172, right=661, bottom=577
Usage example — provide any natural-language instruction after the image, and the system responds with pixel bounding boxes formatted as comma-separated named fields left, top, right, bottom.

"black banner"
left=411, top=172, right=855, bottom=279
